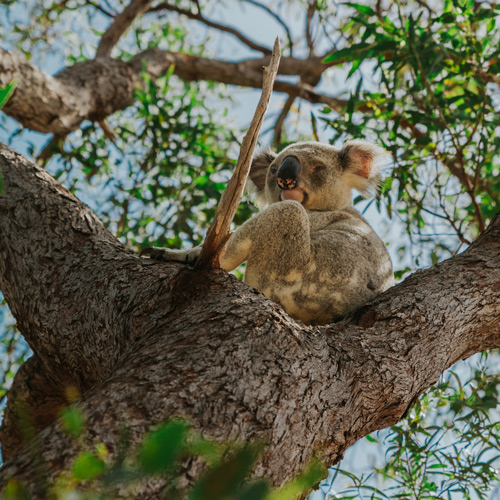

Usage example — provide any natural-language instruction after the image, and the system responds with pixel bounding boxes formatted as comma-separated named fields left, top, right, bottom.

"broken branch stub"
left=195, top=37, right=281, bottom=269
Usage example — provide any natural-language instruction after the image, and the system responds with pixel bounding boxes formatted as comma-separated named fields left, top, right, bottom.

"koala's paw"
left=141, top=247, right=175, bottom=261
left=140, top=246, right=201, bottom=265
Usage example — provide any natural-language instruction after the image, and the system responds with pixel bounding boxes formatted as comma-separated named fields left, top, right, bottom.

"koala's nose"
left=277, top=156, right=301, bottom=190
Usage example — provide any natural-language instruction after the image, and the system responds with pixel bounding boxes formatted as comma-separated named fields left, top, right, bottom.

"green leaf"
left=311, top=112, right=319, bottom=141
left=139, top=420, right=189, bottom=474
left=347, top=57, right=363, bottom=78
left=322, top=42, right=373, bottom=63
left=269, top=460, right=327, bottom=500
left=1, top=480, right=31, bottom=500
left=189, top=444, right=263, bottom=500
left=0, top=79, right=18, bottom=109
left=345, top=2, right=376, bottom=16
left=60, top=406, right=86, bottom=437
left=72, top=452, right=106, bottom=480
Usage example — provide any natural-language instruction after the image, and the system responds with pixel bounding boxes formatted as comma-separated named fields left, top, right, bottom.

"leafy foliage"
left=308, top=1, right=500, bottom=497
left=1, top=415, right=325, bottom=500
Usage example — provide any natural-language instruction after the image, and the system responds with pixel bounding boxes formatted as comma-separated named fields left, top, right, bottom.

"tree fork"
left=0, top=143, right=500, bottom=497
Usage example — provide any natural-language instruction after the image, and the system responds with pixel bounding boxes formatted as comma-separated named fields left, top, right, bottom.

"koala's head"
left=248, top=140, right=390, bottom=211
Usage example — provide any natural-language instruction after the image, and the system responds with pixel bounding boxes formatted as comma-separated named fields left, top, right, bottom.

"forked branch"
left=195, top=37, right=281, bottom=269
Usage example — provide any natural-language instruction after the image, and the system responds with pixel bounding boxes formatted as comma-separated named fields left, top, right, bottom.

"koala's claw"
left=140, top=247, right=170, bottom=261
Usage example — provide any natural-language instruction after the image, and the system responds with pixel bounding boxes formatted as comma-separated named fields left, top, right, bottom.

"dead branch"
left=195, top=38, right=281, bottom=269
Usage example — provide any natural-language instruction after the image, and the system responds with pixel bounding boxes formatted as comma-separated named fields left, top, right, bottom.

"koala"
left=144, top=140, right=394, bottom=325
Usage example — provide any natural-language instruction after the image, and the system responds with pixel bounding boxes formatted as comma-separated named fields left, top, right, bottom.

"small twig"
left=242, top=0, right=294, bottom=56
left=273, top=93, right=296, bottom=147
left=149, top=2, right=272, bottom=54
left=305, top=1, right=317, bottom=56
left=195, top=37, right=281, bottom=269
left=98, top=119, right=117, bottom=141
left=191, top=0, right=201, bottom=14
left=36, top=133, right=68, bottom=167
left=86, top=0, right=115, bottom=17
left=436, top=183, right=471, bottom=245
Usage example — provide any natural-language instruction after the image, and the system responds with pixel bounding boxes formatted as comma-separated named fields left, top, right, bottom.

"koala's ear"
left=247, top=149, right=277, bottom=192
left=246, top=149, right=277, bottom=208
left=339, top=140, right=390, bottom=197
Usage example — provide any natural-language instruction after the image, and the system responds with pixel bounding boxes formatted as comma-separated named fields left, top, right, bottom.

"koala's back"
left=244, top=207, right=393, bottom=325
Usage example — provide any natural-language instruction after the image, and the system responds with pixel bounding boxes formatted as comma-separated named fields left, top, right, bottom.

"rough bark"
left=0, top=142, right=499, bottom=498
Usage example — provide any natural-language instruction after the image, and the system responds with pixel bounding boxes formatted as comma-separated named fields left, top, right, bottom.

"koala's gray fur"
left=145, top=140, right=394, bottom=325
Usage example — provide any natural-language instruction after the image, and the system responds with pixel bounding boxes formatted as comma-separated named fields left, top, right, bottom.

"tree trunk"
left=0, top=143, right=499, bottom=498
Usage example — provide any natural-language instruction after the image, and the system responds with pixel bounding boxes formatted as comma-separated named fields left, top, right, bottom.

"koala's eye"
left=270, top=166, right=278, bottom=174
left=312, top=165, right=325, bottom=172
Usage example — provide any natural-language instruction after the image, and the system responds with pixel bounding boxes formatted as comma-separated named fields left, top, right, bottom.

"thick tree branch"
left=0, top=49, right=332, bottom=137
left=96, top=0, right=154, bottom=58
left=149, top=2, right=272, bottom=54
left=0, top=144, right=172, bottom=456
left=0, top=49, right=137, bottom=135
left=0, top=143, right=499, bottom=498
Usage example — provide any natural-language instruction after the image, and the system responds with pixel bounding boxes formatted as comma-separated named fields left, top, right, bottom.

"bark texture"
left=0, top=143, right=499, bottom=498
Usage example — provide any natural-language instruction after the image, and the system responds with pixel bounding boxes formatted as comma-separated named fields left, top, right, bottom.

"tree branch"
left=0, top=144, right=172, bottom=456
left=273, top=93, right=296, bottom=146
left=0, top=146, right=137, bottom=385
left=96, top=0, right=154, bottom=58
left=195, top=38, right=281, bottom=268
left=0, top=49, right=137, bottom=135
left=149, top=2, right=272, bottom=55
left=0, top=48, right=334, bottom=136
left=305, top=0, right=317, bottom=55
